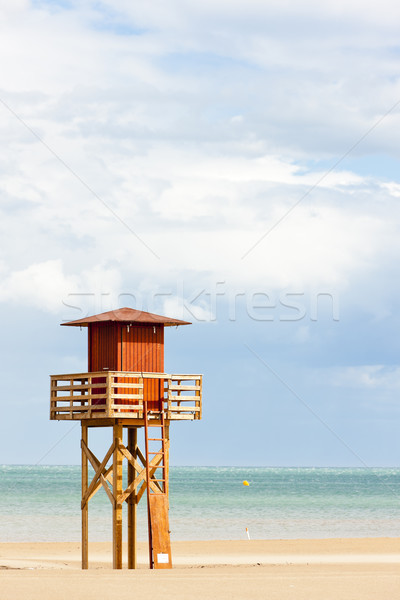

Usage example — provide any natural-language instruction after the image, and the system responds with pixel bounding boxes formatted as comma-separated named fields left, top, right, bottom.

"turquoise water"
left=0, top=466, right=399, bottom=542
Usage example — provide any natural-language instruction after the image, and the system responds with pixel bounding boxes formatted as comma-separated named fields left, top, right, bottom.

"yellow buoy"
left=243, top=480, right=250, bottom=486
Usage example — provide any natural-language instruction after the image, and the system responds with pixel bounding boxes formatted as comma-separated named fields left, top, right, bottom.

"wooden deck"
left=50, top=371, right=202, bottom=421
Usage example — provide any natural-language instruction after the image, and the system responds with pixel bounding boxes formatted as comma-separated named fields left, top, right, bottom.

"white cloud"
left=0, top=134, right=398, bottom=315
left=0, top=0, right=398, bottom=322
left=161, top=295, right=213, bottom=323
left=0, top=259, right=124, bottom=314
left=0, top=260, right=78, bottom=312
left=329, top=365, right=400, bottom=391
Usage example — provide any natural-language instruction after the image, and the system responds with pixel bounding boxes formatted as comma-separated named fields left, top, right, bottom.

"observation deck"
left=50, top=371, right=202, bottom=422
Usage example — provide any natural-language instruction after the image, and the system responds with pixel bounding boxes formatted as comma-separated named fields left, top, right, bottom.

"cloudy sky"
left=1, top=0, right=400, bottom=466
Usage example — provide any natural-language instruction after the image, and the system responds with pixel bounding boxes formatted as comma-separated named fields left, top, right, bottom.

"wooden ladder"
left=144, top=400, right=172, bottom=569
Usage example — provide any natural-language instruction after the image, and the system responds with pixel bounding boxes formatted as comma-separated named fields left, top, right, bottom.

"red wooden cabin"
left=62, top=307, right=190, bottom=411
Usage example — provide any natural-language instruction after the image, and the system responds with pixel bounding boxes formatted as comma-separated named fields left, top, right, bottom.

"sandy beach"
left=0, top=538, right=399, bottom=599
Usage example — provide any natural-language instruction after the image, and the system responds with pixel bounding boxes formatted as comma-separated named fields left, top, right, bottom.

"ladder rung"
left=148, top=438, right=163, bottom=441
left=152, top=478, right=165, bottom=482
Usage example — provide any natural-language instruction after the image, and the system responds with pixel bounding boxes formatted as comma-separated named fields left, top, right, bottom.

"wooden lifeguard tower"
left=50, top=307, right=202, bottom=570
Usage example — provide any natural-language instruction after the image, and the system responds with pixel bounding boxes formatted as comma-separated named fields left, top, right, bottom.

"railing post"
left=50, top=376, right=56, bottom=420
left=69, top=378, right=73, bottom=416
left=86, top=375, right=91, bottom=419
left=139, top=376, right=144, bottom=419
left=167, top=376, right=172, bottom=420
left=106, top=372, right=112, bottom=418
left=196, top=376, right=202, bottom=420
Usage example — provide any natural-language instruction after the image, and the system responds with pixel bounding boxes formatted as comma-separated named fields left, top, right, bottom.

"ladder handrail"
left=144, top=399, right=169, bottom=569
left=143, top=401, right=154, bottom=569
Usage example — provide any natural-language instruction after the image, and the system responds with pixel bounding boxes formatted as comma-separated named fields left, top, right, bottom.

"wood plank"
left=81, top=424, right=88, bottom=570
left=54, top=397, right=106, bottom=404
left=105, top=371, right=112, bottom=418
left=168, top=415, right=194, bottom=420
left=168, top=406, right=200, bottom=412
left=122, top=453, right=163, bottom=501
left=134, top=452, right=165, bottom=504
left=87, top=465, right=113, bottom=504
left=52, top=371, right=202, bottom=380
left=110, top=412, right=143, bottom=419
left=140, top=372, right=170, bottom=378
left=51, top=414, right=82, bottom=420
left=148, top=495, right=172, bottom=569
left=167, top=395, right=198, bottom=401
left=135, top=480, right=147, bottom=505
left=62, top=408, right=89, bottom=415
left=111, top=403, right=142, bottom=409
left=51, top=372, right=102, bottom=380
left=81, top=439, right=98, bottom=468
left=110, top=393, right=143, bottom=399
left=82, top=441, right=115, bottom=508
left=196, top=376, right=202, bottom=420
left=127, top=428, right=137, bottom=569
left=170, top=374, right=202, bottom=378
left=169, top=385, right=201, bottom=391
left=55, top=384, right=90, bottom=391
left=100, top=473, right=115, bottom=506
left=110, top=371, right=169, bottom=379
left=81, top=414, right=109, bottom=419
left=109, top=383, right=144, bottom=389
left=81, top=440, right=113, bottom=503
left=52, top=397, right=92, bottom=404
left=136, top=446, right=147, bottom=467
left=119, top=444, right=141, bottom=470
left=52, top=412, right=197, bottom=422
left=112, top=423, right=123, bottom=569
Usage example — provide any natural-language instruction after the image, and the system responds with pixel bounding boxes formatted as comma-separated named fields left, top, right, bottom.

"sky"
left=1, top=0, right=400, bottom=466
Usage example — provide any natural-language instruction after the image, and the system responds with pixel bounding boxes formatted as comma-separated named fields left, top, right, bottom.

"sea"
left=1, top=466, right=399, bottom=542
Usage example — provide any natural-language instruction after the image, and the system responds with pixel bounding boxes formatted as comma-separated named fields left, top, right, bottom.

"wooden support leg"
left=127, top=427, right=137, bottom=569
left=164, top=424, right=170, bottom=500
left=81, top=424, right=88, bottom=570
left=113, top=422, right=123, bottom=569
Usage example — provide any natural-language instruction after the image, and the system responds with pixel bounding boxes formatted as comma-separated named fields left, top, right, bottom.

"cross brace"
left=80, top=422, right=170, bottom=570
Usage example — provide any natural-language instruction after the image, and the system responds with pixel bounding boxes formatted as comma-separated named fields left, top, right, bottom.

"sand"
left=0, top=539, right=399, bottom=600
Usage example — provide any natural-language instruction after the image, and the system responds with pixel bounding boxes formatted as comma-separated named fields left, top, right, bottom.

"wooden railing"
left=50, top=371, right=202, bottom=421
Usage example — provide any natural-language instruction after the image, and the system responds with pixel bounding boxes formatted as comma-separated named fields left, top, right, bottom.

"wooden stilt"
left=164, top=423, right=170, bottom=501
left=143, top=402, right=153, bottom=569
left=81, top=423, right=88, bottom=570
left=112, top=422, right=123, bottom=569
left=127, top=427, right=137, bottom=569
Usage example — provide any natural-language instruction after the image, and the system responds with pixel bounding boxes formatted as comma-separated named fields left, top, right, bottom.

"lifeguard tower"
left=50, top=307, right=202, bottom=570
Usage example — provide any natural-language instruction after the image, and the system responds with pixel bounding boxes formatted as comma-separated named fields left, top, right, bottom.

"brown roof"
left=61, top=307, right=191, bottom=327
